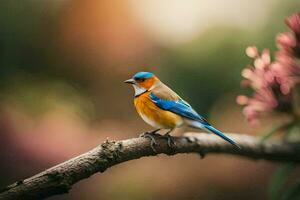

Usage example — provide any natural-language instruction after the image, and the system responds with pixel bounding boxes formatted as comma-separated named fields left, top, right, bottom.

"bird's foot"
left=162, top=133, right=176, bottom=148
left=139, top=129, right=160, bottom=137
left=140, top=131, right=161, bottom=152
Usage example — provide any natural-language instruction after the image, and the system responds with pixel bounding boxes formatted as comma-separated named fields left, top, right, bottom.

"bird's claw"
left=140, top=132, right=159, bottom=152
left=162, top=133, right=176, bottom=148
left=139, top=129, right=160, bottom=137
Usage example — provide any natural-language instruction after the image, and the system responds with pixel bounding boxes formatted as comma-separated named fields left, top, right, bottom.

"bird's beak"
left=124, top=79, right=135, bottom=84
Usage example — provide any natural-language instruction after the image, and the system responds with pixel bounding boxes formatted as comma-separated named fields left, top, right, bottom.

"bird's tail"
left=187, top=120, right=241, bottom=149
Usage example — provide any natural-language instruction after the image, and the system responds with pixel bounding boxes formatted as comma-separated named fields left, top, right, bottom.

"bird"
left=124, top=71, right=240, bottom=150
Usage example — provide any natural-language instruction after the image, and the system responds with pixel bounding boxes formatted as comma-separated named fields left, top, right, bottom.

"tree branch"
left=0, top=132, right=299, bottom=200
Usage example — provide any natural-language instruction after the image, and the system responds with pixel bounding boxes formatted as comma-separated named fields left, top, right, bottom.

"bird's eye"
left=135, top=78, right=146, bottom=82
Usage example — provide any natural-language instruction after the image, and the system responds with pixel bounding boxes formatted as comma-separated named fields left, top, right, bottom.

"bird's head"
left=124, top=71, right=160, bottom=96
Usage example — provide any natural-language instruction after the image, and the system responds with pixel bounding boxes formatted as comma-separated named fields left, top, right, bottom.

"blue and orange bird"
left=124, top=71, right=240, bottom=149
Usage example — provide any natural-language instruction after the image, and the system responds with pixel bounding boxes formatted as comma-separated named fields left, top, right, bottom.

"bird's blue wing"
left=150, top=93, right=241, bottom=148
left=150, top=93, right=209, bottom=125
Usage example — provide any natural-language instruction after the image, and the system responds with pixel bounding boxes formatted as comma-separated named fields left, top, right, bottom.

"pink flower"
left=238, top=13, right=300, bottom=125
left=285, top=13, right=300, bottom=57
left=237, top=47, right=296, bottom=124
left=276, top=32, right=296, bottom=53
left=245, top=46, right=259, bottom=58
left=285, top=13, right=300, bottom=36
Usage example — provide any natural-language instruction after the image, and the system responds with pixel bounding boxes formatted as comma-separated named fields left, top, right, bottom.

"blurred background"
left=0, top=0, right=299, bottom=199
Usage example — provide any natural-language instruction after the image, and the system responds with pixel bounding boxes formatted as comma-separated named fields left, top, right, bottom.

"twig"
left=0, top=132, right=299, bottom=200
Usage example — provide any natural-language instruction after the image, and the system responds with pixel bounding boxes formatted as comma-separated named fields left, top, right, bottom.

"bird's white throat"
left=133, top=84, right=147, bottom=96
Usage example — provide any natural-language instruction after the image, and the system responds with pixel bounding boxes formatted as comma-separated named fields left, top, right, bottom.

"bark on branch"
left=0, top=132, right=299, bottom=200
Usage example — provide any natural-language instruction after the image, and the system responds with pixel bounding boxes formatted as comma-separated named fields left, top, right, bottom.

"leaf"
left=260, top=122, right=295, bottom=144
left=282, top=180, right=300, bottom=200
left=268, top=163, right=295, bottom=200
left=283, top=125, right=300, bottom=142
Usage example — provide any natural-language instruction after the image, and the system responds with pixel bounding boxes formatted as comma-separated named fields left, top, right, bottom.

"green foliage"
left=260, top=122, right=296, bottom=144
left=282, top=180, right=300, bottom=200
left=1, top=75, right=95, bottom=122
left=269, top=163, right=295, bottom=200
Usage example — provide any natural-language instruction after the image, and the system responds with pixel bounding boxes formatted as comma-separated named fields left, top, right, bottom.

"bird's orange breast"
left=134, top=92, right=183, bottom=128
